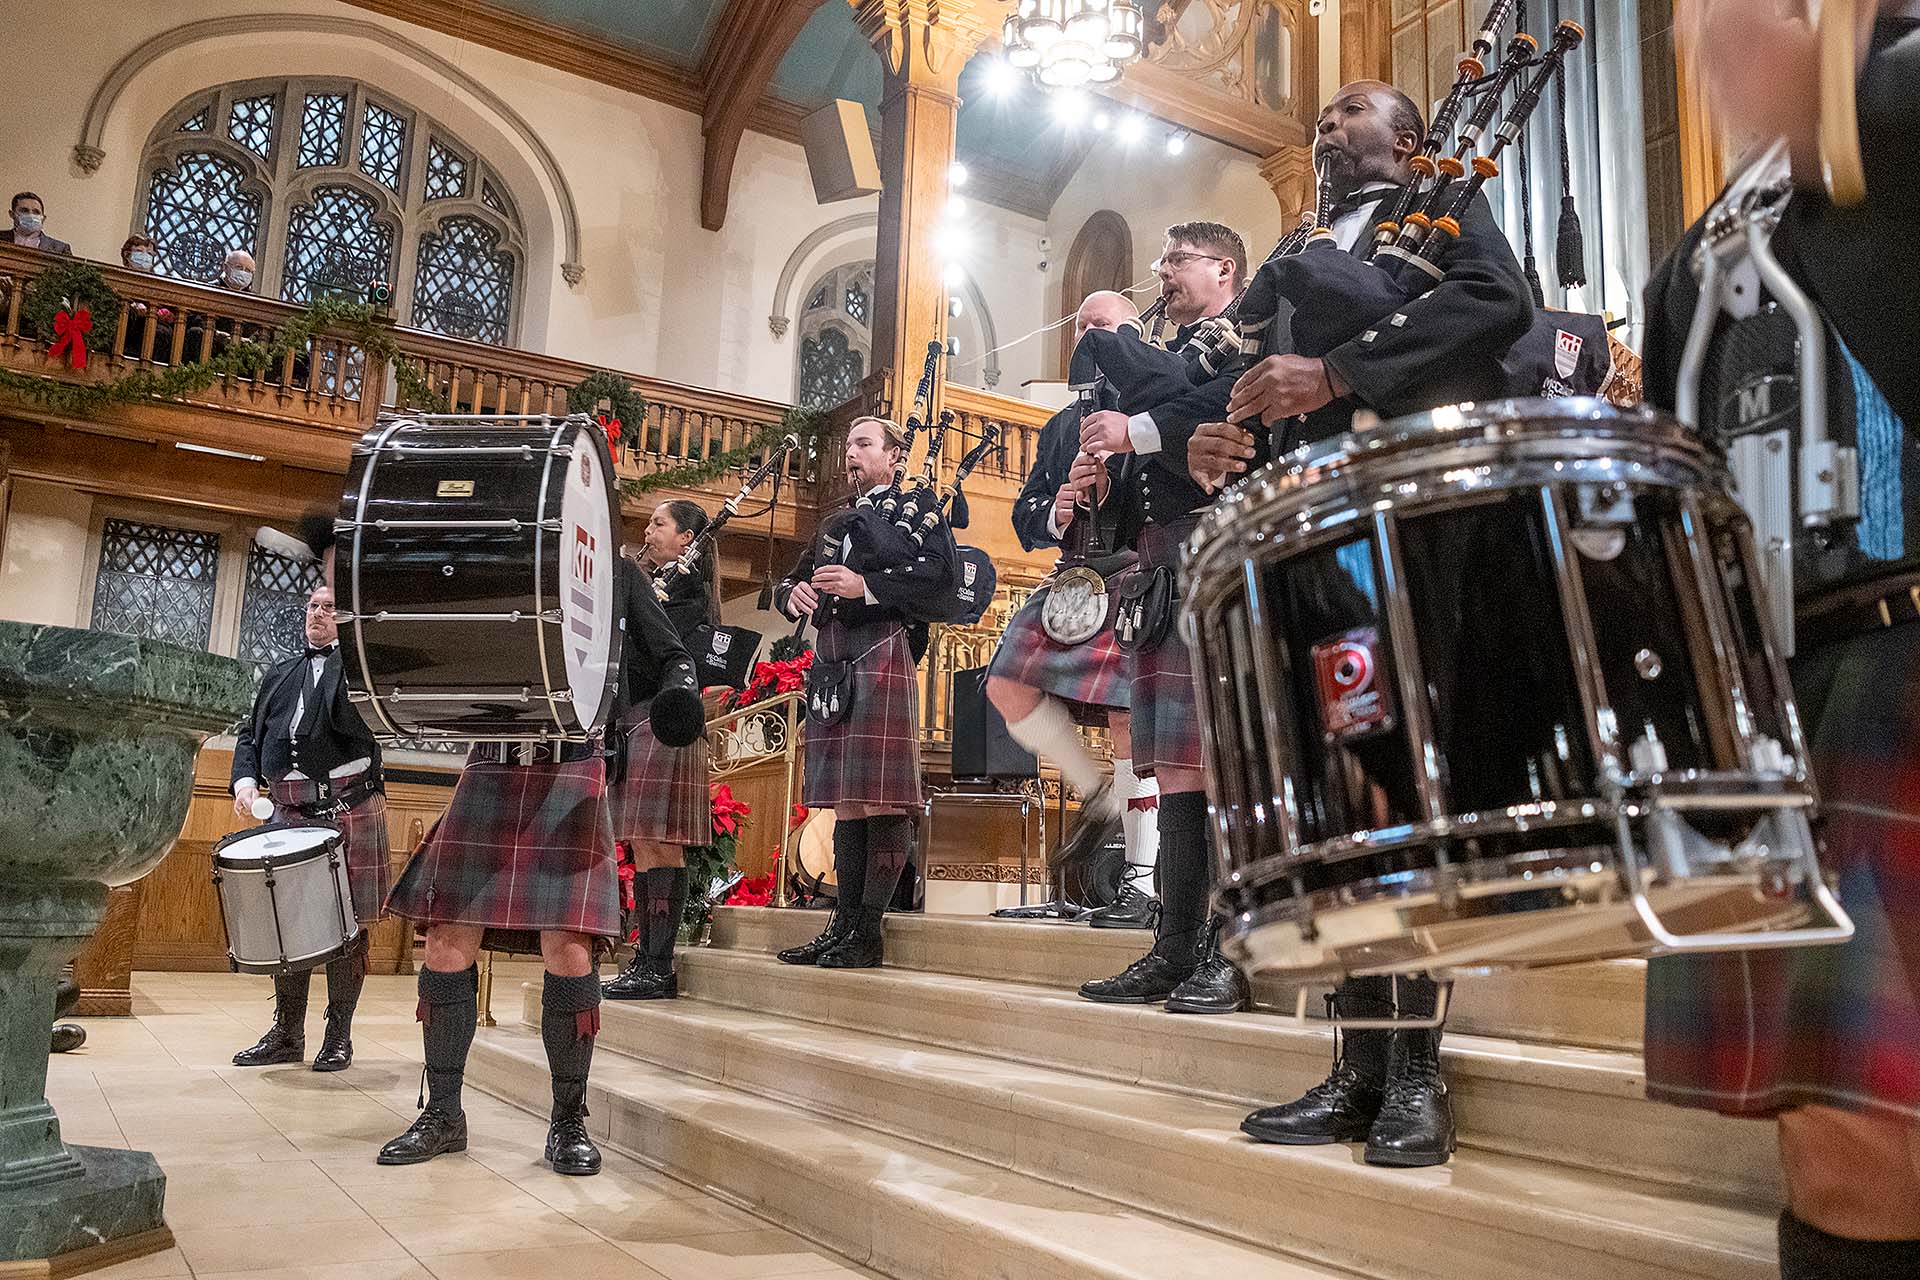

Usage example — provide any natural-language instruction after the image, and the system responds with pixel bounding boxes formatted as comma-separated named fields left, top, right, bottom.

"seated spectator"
left=118, top=234, right=174, bottom=362
left=2, top=193, right=73, bottom=255
left=183, top=250, right=257, bottom=360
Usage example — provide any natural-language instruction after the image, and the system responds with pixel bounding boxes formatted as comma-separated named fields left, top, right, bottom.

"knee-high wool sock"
left=1779, top=1209, right=1920, bottom=1280
left=643, top=866, right=689, bottom=967
left=541, top=971, right=602, bottom=1119
left=272, top=969, right=311, bottom=1037
left=862, top=815, right=913, bottom=912
left=1152, top=791, right=1210, bottom=958
left=1112, top=756, right=1158, bottom=878
left=831, top=814, right=869, bottom=910
left=416, top=964, right=478, bottom=1113
left=1007, top=696, right=1108, bottom=808
left=324, top=933, right=368, bottom=1015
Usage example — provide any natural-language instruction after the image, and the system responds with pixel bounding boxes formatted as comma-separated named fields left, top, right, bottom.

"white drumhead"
left=220, top=826, right=337, bottom=863
left=559, top=424, right=616, bottom=731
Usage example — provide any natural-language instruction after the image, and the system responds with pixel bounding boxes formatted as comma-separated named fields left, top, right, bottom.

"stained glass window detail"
left=238, top=545, right=324, bottom=666
left=412, top=216, right=515, bottom=345
left=481, top=180, right=510, bottom=216
left=281, top=185, right=394, bottom=304
left=424, top=140, right=468, bottom=200
left=359, top=102, right=407, bottom=191
left=807, top=284, right=829, bottom=311
left=179, top=106, right=209, bottom=132
left=844, top=279, right=869, bottom=324
left=89, top=519, right=220, bottom=649
left=297, top=93, right=347, bottom=168
left=797, top=328, right=863, bottom=410
left=227, top=94, right=277, bottom=158
left=145, top=152, right=261, bottom=283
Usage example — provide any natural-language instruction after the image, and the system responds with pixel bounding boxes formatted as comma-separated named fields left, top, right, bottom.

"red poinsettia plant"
left=725, top=649, right=814, bottom=710
left=724, top=874, right=775, bottom=908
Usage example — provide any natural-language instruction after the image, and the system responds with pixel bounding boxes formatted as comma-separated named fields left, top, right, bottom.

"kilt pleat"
left=1644, top=620, right=1920, bottom=1120
left=386, top=753, right=619, bottom=941
left=268, top=785, right=389, bottom=926
left=615, top=712, right=712, bottom=847
left=1126, top=520, right=1203, bottom=777
left=804, top=619, right=923, bottom=809
left=988, top=588, right=1130, bottom=721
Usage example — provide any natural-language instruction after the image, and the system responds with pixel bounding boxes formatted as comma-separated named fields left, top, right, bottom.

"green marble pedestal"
left=0, top=623, right=253, bottom=1274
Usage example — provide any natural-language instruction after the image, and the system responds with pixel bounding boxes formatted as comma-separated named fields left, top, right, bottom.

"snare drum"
left=337, top=413, right=619, bottom=742
left=213, top=824, right=360, bottom=974
left=1182, top=398, right=1854, bottom=978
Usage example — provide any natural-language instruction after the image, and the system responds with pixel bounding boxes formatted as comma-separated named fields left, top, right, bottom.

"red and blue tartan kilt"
left=615, top=711, right=712, bottom=847
left=386, top=752, right=619, bottom=949
left=987, top=587, right=1130, bottom=725
left=1644, top=620, right=1920, bottom=1121
left=1126, top=520, right=1203, bottom=777
left=804, top=618, right=922, bottom=810
left=267, top=783, right=390, bottom=926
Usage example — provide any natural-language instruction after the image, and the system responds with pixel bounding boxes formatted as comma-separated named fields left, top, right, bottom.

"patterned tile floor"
left=50, top=968, right=877, bottom=1280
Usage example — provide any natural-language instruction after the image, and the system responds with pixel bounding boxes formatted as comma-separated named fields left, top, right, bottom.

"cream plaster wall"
left=0, top=482, right=93, bottom=628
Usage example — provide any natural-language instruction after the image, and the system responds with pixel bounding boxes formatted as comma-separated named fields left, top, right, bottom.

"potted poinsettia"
left=680, top=783, right=750, bottom=944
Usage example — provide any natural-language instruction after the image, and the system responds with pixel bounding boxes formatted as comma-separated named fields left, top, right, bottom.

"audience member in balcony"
left=3, top=193, right=72, bottom=255
left=118, top=233, right=174, bottom=361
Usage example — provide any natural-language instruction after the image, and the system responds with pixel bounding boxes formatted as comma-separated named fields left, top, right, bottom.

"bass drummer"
left=227, top=583, right=387, bottom=1074
left=1188, top=81, right=1533, bottom=1169
left=377, top=524, right=703, bottom=1177
left=604, top=499, right=721, bottom=1002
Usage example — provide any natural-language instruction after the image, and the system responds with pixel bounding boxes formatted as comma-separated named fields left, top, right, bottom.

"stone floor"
left=49, top=968, right=878, bottom=1280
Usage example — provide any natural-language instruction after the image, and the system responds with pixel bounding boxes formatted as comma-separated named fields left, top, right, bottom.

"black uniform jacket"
left=613, top=556, right=699, bottom=725
left=232, top=647, right=382, bottom=788
left=652, top=564, right=718, bottom=650
left=774, top=494, right=961, bottom=658
left=1012, top=402, right=1129, bottom=554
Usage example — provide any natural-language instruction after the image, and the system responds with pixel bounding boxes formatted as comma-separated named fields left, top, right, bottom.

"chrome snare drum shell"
left=1181, top=397, right=1851, bottom=979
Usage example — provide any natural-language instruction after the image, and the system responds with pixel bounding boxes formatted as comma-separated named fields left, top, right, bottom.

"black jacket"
left=1012, top=402, right=1128, bottom=554
left=232, top=648, right=381, bottom=789
left=650, top=563, right=718, bottom=650
left=614, top=557, right=698, bottom=722
left=775, top=495, right=960, bottom=654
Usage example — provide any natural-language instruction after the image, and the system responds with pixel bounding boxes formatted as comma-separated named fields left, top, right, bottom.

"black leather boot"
left=777, top=907, right=854, bottom=965
left=312, top=1004, right=355, bottom=1072
left=1086, top=877, right=1160, bottom=930
left=1165, top=920, right=1251, bottom=1014
left=379, top=964, right=475, bottom=1165
left=1076, top=949, right=1193, bottom=1003
left=234, top=970, right=309, bottom=1066
left=1241, top=985, right=1391, bottom=1145
left=817, top=905, right=885, bottom=969
left=542, top=972, right=602, bottom=1176
left=545, top=1078, right=602, bottom=1176
left=1364, top=1024, right=1455, bottom=1167
left=378, top=1105, right=468, bottom=1165
left=1053, top=781, right=1121, bottom=869
left=602, top=950, right=663, bottom=998
left=51, top=971, right=86, bottom=1053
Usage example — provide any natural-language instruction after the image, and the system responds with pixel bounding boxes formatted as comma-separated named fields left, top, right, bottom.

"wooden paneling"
left=71, top=884, right=142, bottom=1016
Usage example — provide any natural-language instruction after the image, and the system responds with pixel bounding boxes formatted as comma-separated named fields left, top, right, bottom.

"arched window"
left=794, top=261, right=873, bottom=410
left=135, top=80, right=527, bottom=344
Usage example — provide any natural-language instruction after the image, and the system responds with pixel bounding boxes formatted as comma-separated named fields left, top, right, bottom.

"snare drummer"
left=377, top=535, right=702, bottom=1176
left=228, top=584, right=387, bottom=1073
left=1640, top=8, right=1920, bottom=1274
left=1192, top=82, right=1533, bottom=1169
left=604, top=499, right=719, bottom=1002
left=987, top=290, right=1159, bottom=928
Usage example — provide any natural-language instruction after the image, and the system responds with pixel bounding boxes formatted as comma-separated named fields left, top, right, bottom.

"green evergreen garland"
left=619, top=404, right=827, bottom=497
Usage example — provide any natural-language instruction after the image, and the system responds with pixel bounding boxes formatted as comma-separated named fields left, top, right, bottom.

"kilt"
left=268, top=778, right=389, bottom=926
left=1644, top=620, right=1920, bottom=1121
left=386, top=752, right=619, bottom=949
left=615, top=710, right=712, bottom=847
left=1126, top=518, right=1203, bottom=777
left=804, top=618, right=922, bottom=809
left=987, top=586, right=1130, bottom=725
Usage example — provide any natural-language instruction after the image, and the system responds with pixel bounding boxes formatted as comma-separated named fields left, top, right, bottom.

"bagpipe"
left=1040, top=375, right=1129, bottom=645
left=654, top=434, right=801, bottom=602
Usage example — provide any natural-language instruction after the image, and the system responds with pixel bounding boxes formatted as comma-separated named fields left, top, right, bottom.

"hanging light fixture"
left=1002, top=0, right=1147, bottom=90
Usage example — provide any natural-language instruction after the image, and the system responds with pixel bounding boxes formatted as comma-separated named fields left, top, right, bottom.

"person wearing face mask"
left=184, top=248, right=260, bottom=364
left=774, top=416, right=960, bottom=970
left=3, top=193, right=72, bottom=255
left=220, top=248, right=257, bottom=292
left=118, top=234, right=174, bottom=361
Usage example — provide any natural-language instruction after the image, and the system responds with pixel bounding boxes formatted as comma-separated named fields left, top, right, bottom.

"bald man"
left=986, top=290, right=1160, bottom=928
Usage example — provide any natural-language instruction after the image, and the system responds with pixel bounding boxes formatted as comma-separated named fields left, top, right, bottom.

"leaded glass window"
left=297, top=93, right=347, bottom=168
left=238, top=545, right=324, bottom=666
left=481, top=180, right=510, bottom=216
left=844, top=278, right=869, bottom=324
left=145, top=152, right=261, bottom=282
left=797, top=328, right=863, bottom=410
left=90, top=520, right=220, bottom=649
left=282, top=185, right=394, bottom=304
left=807, top=283, right=829, bottom=311
left=227, top=94, right=277, bottom=158
left=424, top=140, right=468, bottom=201
left=413, top=216, right=514, bottom=345
left=359, top=102, right=407, bottom=191
left=180, top=107, right=209, bottom=133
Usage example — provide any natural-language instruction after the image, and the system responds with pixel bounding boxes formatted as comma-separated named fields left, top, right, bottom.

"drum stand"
left=991, top=788, right=1094, bottom=921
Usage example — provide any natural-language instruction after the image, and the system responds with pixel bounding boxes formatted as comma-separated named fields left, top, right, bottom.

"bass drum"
left=337, top=413, right=620, bottom=742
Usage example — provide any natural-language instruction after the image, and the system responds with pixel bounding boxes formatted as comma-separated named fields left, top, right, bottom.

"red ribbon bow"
left=50, top=307, right=92, bottom=370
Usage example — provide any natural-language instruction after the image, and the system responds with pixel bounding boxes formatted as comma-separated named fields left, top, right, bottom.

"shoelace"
left=1376, top=1064, right=1443, bottom=1117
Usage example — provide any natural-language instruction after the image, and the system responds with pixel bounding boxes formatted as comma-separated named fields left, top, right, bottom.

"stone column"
left=850, top=0, right=1005, bottom=414
left=1259, top=144, right=1317, bottom=223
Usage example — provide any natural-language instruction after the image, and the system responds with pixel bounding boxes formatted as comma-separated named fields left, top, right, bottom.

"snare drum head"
left=216, top=823, right=340, bottom=865
left=559, top=422, right=617, bottom=732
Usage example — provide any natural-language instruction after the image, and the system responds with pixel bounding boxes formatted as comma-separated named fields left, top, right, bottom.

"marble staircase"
left=464, top=908, right=1779, bottom=1280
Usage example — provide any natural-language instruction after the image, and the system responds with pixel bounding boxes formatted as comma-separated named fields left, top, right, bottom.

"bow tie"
left=304, top=645, right=337, bottom=660
left=1328, top=188, right=1393, bottom=222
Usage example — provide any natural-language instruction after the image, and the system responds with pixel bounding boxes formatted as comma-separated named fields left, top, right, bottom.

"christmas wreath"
left=21, top=261, right=120, bottom=367
left=566, top=370, right=648, bottom=462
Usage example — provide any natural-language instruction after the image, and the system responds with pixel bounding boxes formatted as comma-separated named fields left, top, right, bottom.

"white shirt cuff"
left=1046, top=508, right=1068, bottom=539
left=862, top=585, right=879, bottom=605
left=233, top=777, right=257, bottom=795
left=1126, top=412, right=1162, bottom=455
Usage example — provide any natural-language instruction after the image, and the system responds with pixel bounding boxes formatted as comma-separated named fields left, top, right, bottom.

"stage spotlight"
left=981, top=58, right=1020, bottom=99
left=1092, top=109, right=1111, bottom=130
left=1166, top=128, right=1189, bottom=156
left=950, top=160, right=970, bottom=188
left=1116, top=112, right=1146, bottom=145
left=1050, top=88, right=1091, bottom=126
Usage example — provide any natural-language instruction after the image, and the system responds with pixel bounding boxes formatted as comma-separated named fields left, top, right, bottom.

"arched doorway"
left=1058, top=210, right=1133, bottom=377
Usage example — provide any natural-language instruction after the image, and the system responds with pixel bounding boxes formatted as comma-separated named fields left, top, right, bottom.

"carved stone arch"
left=1057, top=209, right=1134, bottom=377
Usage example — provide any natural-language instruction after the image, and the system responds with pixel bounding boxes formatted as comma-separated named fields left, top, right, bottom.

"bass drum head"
left=558, top=421, right=618, bottom=734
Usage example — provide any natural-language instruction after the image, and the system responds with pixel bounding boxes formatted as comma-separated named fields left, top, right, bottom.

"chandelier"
left=1002, top=0, right=1147, bottom=89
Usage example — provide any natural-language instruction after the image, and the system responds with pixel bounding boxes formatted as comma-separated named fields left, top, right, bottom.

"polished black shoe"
left=376, top=1106, right=468, bottom=1165
left=1241, top=1058, right=1385, bottom=1145
left=311, top=1007, right=353, bottom=1072
left=1165, top=926, right=1250, bottom=1014
left=603, top=953, right=664, bottom=998
left=777, top=911, right=853, bottom=965
left=613, top=966, right=678, bottom=999
left=1054, top=782, right=1122, bottom=868
left=1087, top=881, right=1160, bottom=930
left=1364, top=1031, right=1455, bottom=1167
left=232, top=1023, right=304, bottom=1067
left=1077, top=950, right=1195, bottom=1004
left=817, top=909, right=884, bottom=969
left=545, top=1112, right=602, bottom=1176
left=990, top=899, right=1094, bottom=921
left=50, top=1023, right=86, bottom=1053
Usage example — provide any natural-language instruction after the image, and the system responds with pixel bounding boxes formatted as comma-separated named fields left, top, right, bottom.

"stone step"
left=710, top=907, right=1650, bottom=1052
left=497, top=986, right=1774, bottom=1280
left=464, top=1020, right=1360, bottom=1280
left=676, top=948, right=1778, bottom=1201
